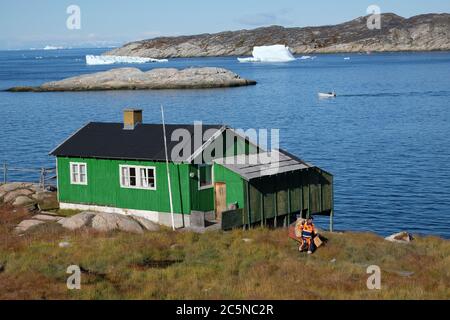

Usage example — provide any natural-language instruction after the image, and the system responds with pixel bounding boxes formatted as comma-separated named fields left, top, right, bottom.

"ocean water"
left=0, top=48, right=449, bottom=238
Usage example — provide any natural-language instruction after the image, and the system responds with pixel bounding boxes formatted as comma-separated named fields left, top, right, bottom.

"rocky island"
left=7, top=67, right=256, bottom=92
left=105, top=13, right=450, bottom=58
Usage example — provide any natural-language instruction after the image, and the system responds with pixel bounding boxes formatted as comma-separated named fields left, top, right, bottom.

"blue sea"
left=0, top=48, right=449, bottom=238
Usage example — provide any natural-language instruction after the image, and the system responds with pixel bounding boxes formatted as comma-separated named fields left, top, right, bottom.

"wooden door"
left=214, top=182, right=227, bottom=221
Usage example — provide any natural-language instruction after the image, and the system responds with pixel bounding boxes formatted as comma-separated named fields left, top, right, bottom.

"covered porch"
left=213, top=150, right=334, bottom=231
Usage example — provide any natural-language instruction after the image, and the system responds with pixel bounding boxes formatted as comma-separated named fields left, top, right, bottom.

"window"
left=120, top=165, right=156, bottom=190
left=198, top=164, right=213, bottom=190
left=140, top=167, right=155, bottom=188
left=70, top=162, right=87, bottom=185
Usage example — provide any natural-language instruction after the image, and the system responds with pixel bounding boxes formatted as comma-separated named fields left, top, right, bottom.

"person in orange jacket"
left=297, top=217, right=318, bottom=254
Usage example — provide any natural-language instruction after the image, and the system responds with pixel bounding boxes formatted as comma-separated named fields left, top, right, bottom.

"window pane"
left=71, top=164, right=79, bottom=182
left=205, top=166, right=212, bottom=184
left=147, top=168, right=155, bottom=188
left=79, top=164, right=86, bottom=183
left=140, top=168, right=148, bottom=187
left=199, top=165, right=212, bottom=187
left=129, top=167, right=136, bottom=186
left=121, top=167, right=129, bottom=186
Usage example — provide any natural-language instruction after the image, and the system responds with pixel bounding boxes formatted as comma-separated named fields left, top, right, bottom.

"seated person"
left=296, top=217, right=318, bottom=254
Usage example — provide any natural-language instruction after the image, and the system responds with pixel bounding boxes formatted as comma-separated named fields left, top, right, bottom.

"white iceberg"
left=44, top=45, right=64, bottom=50
left=299, top=55, right=317, bottom=60
left=238, top=45, right=296, bottom=63
left=85, top=55, right=168, bottom=65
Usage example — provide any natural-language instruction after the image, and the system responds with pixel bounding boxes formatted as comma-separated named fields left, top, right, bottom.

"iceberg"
left=85, top=55, right=168, bottom=65
left=299, top=55, right=318, bottom=60
left=237, top=45, right=296, bottom=63
left=44, top=45, right=64, bottom=50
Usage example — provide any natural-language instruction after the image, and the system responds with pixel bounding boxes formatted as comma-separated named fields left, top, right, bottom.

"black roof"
left=50, top=122, right=225, bottom=161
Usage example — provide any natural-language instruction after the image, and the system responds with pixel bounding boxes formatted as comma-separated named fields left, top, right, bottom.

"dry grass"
left=0, top=205, right=449, bottom=300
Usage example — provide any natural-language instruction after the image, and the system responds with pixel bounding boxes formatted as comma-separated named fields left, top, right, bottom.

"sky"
left=0, top=0, right=449, bottom=49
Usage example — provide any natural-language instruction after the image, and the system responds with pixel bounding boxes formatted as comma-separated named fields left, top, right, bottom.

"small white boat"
left=318, top=92, right=336, bottom=98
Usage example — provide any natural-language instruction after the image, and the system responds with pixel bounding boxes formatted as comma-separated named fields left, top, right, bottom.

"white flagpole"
left=161, top=105, right=176, bottom=231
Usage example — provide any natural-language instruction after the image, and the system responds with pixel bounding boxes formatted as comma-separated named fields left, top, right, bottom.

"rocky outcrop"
left=15, top=219, right=46, bottom=233
left=58, top=212, right=96, bottom=230
left=105, top=13, right=450, bottom=58
left=91, top=212, right=144, bottom=234
left=132, top=215, right=160, bottom=232
left=7, top=67, right=256, bottom=92
left=0, top=182, right=57, bottom=209
left=14, top=214, right=62, bottom=233
left=57, top=211, right=161, bottom=234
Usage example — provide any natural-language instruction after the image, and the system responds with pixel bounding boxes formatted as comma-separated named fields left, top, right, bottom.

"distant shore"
left=105, top=13, right=450, bottom=59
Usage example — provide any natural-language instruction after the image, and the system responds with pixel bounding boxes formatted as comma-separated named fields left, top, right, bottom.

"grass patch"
left=47, top=209, right=82, bottom=217
left=0, top=205, right=449, bottom=300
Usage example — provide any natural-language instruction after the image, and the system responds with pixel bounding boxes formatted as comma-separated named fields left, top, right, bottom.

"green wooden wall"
left=57, top=157, right=191, bottom=214
left=244, top=168, right=333, bottom=225
left=189, top=164, right=215, bottom=212
left=221, top=167, right=334, bottom=229
left=213, top=164, right=245, bottom=209
left=189, top=130, right=258, bottom=212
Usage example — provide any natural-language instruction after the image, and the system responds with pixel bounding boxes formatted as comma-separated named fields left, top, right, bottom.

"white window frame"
left=198, top=164, right=214, bottom=190
left=70, top=162, right=88, bottom=185
left=119, top=165, right=156, bottom=190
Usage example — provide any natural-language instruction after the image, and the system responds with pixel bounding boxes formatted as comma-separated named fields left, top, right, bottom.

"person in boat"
left=296, top=217, right=318, bottom=254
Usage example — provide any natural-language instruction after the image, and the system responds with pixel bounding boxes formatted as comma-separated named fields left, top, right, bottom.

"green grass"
left=47, top=209, right=82, bottom=217
left=0, top=206, right=449, bottom=300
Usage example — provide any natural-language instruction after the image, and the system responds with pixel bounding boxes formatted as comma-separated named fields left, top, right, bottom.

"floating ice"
left=299, top=55, right=317, bottom=61
left=238, top=45, right=296, bottom=63
left=44, top=45, right=64, bottom=50
left=86, top=55, right=168, bottom=65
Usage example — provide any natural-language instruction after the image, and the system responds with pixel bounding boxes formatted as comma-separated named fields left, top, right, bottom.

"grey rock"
left=12, top=196, right=36, bottom=207
left=33, top=214, right=62, bottom=222
left=104, top=13, right=450, bottom=59
left=32, top=191, right=54, bottom=202
left=8, top=67, right=256, bottom=92
left=15, top=219, right=45, bottom=233
left=32, top=191, right=58, bottom=210
left=3, top=189, right=34, bottom=203
left=132, top=216, right=160, bottom=232
left=58, top=212, right=95, bottom=230
left=91, top=212, right=143, bottom=234
left=0, top=182, right=29, bottom=193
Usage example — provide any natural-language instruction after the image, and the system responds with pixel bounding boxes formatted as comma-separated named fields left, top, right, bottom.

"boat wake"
left=339, top=91, right=450, bottom=98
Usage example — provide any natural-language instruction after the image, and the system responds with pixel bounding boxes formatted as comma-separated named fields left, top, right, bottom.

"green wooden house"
left=51, top=109, right=334, bottom=230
